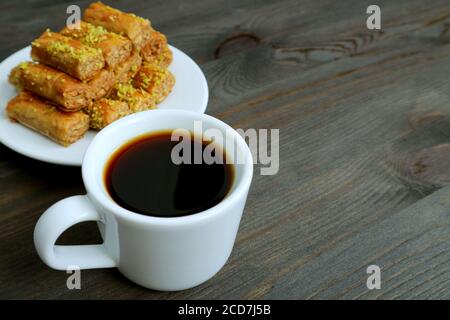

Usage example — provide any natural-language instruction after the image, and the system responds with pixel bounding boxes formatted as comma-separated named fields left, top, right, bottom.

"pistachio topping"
left=74, top=23, right=109, bottom=45
left=18, top=61, right=30, bottom=70
left=46, top=39, right=101, bottom=63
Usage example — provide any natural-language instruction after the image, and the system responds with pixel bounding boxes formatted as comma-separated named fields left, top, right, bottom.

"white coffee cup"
left=33, top=110, right=253, bottom=291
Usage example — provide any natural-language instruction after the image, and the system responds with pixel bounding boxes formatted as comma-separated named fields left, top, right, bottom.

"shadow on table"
left=0, top=143, right=82, bottom=185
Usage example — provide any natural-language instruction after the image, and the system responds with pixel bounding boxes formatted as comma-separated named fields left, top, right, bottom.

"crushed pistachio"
left=85, top=99, right=129, bottom=129
left=113, top=82, right=153, bottom=112
left=18, top=61, right=30, bottom=70
left=78, top=24, right=109, bottom=45
left=130, top=63, right=139, bottom=74
left=137, top=65, right=168, bottom=90
left=141, top=75, right=151, bottom=88
left=46, top=39, right=101, bottom=63
left=116, top=82, right=136, bottom=100
left=85, top=103, right=103, bottom=129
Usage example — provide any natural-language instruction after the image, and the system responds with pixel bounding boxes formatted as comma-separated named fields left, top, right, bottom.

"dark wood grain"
left=1, top=0, right=450, bottom=299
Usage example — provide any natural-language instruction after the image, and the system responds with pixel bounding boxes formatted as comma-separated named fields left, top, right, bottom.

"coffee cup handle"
left=33, top=195, right=116, bottom=270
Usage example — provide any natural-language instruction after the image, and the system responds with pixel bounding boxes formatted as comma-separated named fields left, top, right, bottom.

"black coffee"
left=104, top=130, right=234, bottom=218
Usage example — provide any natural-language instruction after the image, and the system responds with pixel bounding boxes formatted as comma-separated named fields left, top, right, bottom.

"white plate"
left=0, top=45, right=208, bottom=166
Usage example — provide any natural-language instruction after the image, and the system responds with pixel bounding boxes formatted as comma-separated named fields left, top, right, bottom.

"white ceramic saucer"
left=0, top=45, right=208, bottom=166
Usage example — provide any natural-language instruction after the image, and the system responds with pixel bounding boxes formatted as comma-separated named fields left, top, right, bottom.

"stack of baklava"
left=6, top=2, right=175, bottom=146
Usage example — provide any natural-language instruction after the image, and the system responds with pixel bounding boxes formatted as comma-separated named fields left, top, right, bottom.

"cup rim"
left=82, top=109, right=253, bottom=227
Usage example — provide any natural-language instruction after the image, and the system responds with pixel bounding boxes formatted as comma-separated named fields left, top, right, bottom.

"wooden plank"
left=263, top=185, right=450, bottom=299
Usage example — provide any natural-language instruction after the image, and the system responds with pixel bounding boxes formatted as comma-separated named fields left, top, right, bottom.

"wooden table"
left=1, top=0, right=449, bottom=299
